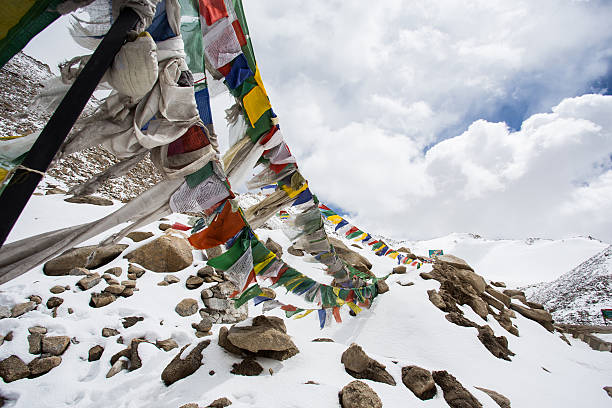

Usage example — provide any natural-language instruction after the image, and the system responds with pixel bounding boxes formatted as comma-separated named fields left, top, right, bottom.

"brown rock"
left=88, top=345, right=104, bottom=361
left=398, top=281, right=414, bottom=286
left=124, top=235, right=193, bottom=272
left=105, top=267, right=123, bottom=277
left=159, top=223, right=172, bottom=231
left=122, top=316, right=144, bottom=328
left=420, top=272, right=434, bottom=280
left=28, top=333, right=44, bottom=354
left=46, top=296, right=63, bottom=308
left=176, top=299, right=199, bottom=316
left=287, top=245, right=304, bottom=256
left=0, top=355, right=30, bottom=382
left=197, top=265, right=215, bottom=278
left=445, top=312, right=479, bottom=328
left=226, top=325, right=297, bottom=357
left=102, top=328, right=120, bottom=337
left=128, top=264, right=146, bottom=277
left=77, top=273, right=102, bottom=290
left=264, top=237, right=283, bottom=258
left=156, top=338, right=179, bottom=352
left=28, top=356, right=61, bottom=377
left=485, top=286, right=511, bottom=308
left=252, top=315, right=287, bottom=333
left=161, top=340, right=211, bottom=386
left=432, top=370, right=483, bottom=408
left=477, top=325, right=514, bottom=361
left=376, top=280, right=389, bottom=294
left=11, top=301, right=36, bottom=317
left=491, top=281, right=506, bottom=288
left=42, top=336, right=70, bottom=356
left=402, top=365, right=437, bottom=400
left=393, top=265, right=407, bottom=274
left=104, top=284, right=126, bottom=295
left=50, top=285, right=66, bottom=294
left=90, top=292, right=116, bottom=308
left=69, top=267, right=89, bottom=275
left=474, top=387, right=511, bottom=408
left=428, top=290, right=446, bottom=310
left=126, top=231, right=154, bottom=242
left=437, top=254, right=474, bottom=271
left=481, top=292, right=505, bottom=311
left=65, top=195, right=113, bottom=206
left=329, top=237, right=372, bottom=272
left=339, top=380, right=382, bottom=408
left=230, top=357, right=263, bottom=376
left=525, top=301, right=544, bottom=310
left=28, top=295, right=42, bottom=304
left=341, top=343, right=396, bottom=386
left=469, top=296, right=489, bottom=320
left=179, top=404, right=198, bottom=408
left=121, top=279, right=137, bottom=288
left=510, top=303, right=554, bottom=331
left=218, top=326, right=245, bottom=356
left=205, top=245, right=223, bottom=259
left=207, top=397, right=232, bottom=407
left=43, top=244, right=128, bottom=276
left=603, top=386, right=612, bottom=398
left=106, top=359, right=128, bottom=378
left=186, top=275, right=204, bottom=289
left=502, top=289, right=525, bottom=298
left=120, top=288, right=134, bottom=297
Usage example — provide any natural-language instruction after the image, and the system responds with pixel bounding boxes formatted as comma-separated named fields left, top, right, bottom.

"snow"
left=1, top=195, right=611, bottom=407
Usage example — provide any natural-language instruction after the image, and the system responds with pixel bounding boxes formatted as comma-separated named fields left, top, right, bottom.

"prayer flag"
left=189, top=201, right=245, bottom=249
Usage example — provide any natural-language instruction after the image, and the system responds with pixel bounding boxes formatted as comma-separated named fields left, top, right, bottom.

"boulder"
left=42, top=336, right=70, bottom=356
left=376, top=280, right=389, bottom=294
left=402, top=365, right=437, bottom=400
left=264, top=238, right=283, bottom=258
left=161, top=340, right=211, bottom=386
left=476, top=326, right=514, bottom=361
left=106, top=359, right=128, bottom=378
left=28, top=356, right=61, bottom=377
left=0, top=355, right=30, bottom=382
left=29, top=326, right=47, bottom=335
left=207, top=397, right=232, bottom=407
left=88, top=345, right=104, bottom=361
left=455, top=269, right=486, bottom=294
left=43, top=244, right=128, bottom=276
left=102, top=328, right=120, bottom=337
left=90, top=292, right=116, bottom=308
left=186, top=275, right=204, bottom=289
left=230, top=357, right=263, bottom=376
left=124, top=235, right=193, bottom=272
left=509, top=303, right=554, bottom=331
left=197, top=265, right=215, bottom=278
left=156, top=338, right=179, bottom=352
left=192, top=316, right=213, bottom=333
left=104, top=284, right=126, bottom=295
left=11, top=301, right=36, bottom=317
left=176, top=299, right=199, bottom=316
left=128, top=264, right=146, bottom=277
left=287, top=246, right=304, bottom=257
left=432, top=370, right=482, bottom=408
left=77, top=273, right=102, bottom=290
left=64, top=195, right=113, bottom=206
left=474, top=387, right=511, bottom=408
left=252, top=315, right=287, bottom=333
left=50, top=285, right=66, bottom=294
left=218, top=326, right=245, bottom=356
left=437, top=254, right=474, bottom=271
left=339, top=380, right=382, bottom=408
left=28, top=333, right=44, bottom=354
left=392, top=265, right=407, bottom=274
left=126, top=231, right=154, bottom=242
left=485, top=286, right=511, bottom=308
left=341, top=343, right=396, bottom=386
left=329, top=237, right=372, bottom=272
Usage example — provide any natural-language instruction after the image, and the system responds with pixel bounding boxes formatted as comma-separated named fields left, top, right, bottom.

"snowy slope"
left=527, top=245, right=612, bottom=325
left=0, top=195, right=611, bottom=407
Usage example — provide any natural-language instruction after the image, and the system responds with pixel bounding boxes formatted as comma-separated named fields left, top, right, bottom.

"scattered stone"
left=28, top=333, right=43, bottom=354
left=197, top=266, right=215, bottom=278
left=156, top=338, right=179, bottom=352
left=104, top=284, right=126, bottom=295
left=376, top=280, right=389, bottom=294
left=0, top=305, right=10, bottom=318
left=287, top=245, right=304, bottom=257
left=509, top=303, right=554, bottom=331
left=305, top=380, right=319, bottom=385
left=88, top=345, right=104, bottom=361
left=43, top=244, right=128, bottom=276
left=50, top=285, right=66, bottom=294
left=127, top=273, right=137, bottom=280
left=477, top=326, right=514, bottom=361
left=397, top=281, right=414, bottom=286
left=77, top=273, right=102, bottom=290
left=28, top=356, right=61, bottom=377
left=128, top=338, right=145, bottom=371
left=90, top=292, right=116, bottom=308
left=46, top=187, right=67, bottom=195
left=28, top=295, right=42, bottom=304
left=491, top=281, right=506, bottom=288
left=126, top=231, right=154, bottom=242
left=179, top=404, right=198, bottom=408
left=192, top=316, right=213, bottom=333
left=231, top=357, right=263, bottom=376
left=161, top=340, right=211, bottom=386
left=46, top=296, right=63, bottom=309
left=105, top=267, right=123, bottom=277
left=264, top=237, right=283, bottom=258
left=122, top=316, right=144, bottom=328
left=158, top=281, right=169, bottom=287
left=121, top=280, right=137, bottom=288
left=0, top=355, right=30, bottom=382
left=339, top=380, right=382, bottom=408
left=121, top=288, right=135, bottom=297
left=159, top=223, right=172, bottom=231
left=312, top=338, right=334, bottom=342
left=393, top=265, right=407, bottom=274
left=474, top=387, right=511, bottom=408
left=402, top=365, right=437, bottom=400
left=102, top=328, right=120, bottom=337
left=28, top=326, right=47, bottom=335
left=4, top=331, right=13, bottom=341
left=207, top=397, right=232, bottom=407
left=42, top=336, right=70, bottom=356
left=428, top=289, right=446, bottom=310
left=432, top=370, right=482, bottom=408
left=65, top=195, right=113, bottom=206
left=11, top=301, right=36, bottom=317
left=209, top=370, right=215, bottom=375
left=186, top=275, right=204, bottom=289
left=420, top=272, right=434, bottom=280
left=125, top=235, right=193, bottom=272
left=68, top=308, right=74, bottom=314
left=164, top=275, right=180, bottom=284
left=341, top=343, right=396, bottom=386
left=176, top=298, right=199, bottom=317
left=106, top=359, right=128, bottom=378
left=128, top=264, right=146, bottom=277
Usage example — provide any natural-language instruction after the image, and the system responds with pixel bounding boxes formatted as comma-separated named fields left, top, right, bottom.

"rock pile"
left=200, top=281, right=248, bottom=324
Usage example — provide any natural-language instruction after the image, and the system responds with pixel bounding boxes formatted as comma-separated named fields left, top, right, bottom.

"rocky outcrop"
left=402, top=365, right=437, bottom=400
left=476, top=326, right=515, bottom=361
left=510, top=303, right=554, bottom=331
left=161, top=340, right=211, bottom=386
left=218, top=316, right=299, bottom=361
left=475, top=387, right=511, bottom=408
left=43, top=244, right=128, bottom=276
left=124, top=235, right=193, bottom=272
left=341, top=343, right=396, bottom=386
left=339, top=380, right=382, bottom=408
left=433, top=370, right=482, bottom=408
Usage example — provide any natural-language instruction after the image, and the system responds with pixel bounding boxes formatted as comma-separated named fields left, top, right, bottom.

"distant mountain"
left=527, top=245, right=612, bottom=325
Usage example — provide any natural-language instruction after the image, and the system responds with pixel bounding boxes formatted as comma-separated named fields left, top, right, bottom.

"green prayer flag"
left=247, top=110, right=273, bottom=142
left=285, top=308, right=304, bottom=318
left=272, top=268, right=302, bottom=288
left=347, top=230, right=363, bottom=239
left=233, top=284, right=262, bottom=308
left=207, top=230, right=250, bottom=270
left=185, top=162, right=214, bottom=188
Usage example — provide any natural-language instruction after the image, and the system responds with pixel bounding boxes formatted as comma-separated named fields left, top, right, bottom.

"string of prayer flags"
left=188, top=200, right=246, bottom=249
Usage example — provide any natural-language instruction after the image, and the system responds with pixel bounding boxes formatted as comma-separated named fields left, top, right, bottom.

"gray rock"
left=210, top=281, right=238, bottom=298
left=164, top=275, right=180, bottom=284
left=64, top=195, right=113, bottom=206
left=186, top=275, right=204, bottom=289
left=69, top=267, right=89, bottom=275
left=161, top=340, right=211, bottom=386
left=106, top=359, right=128, bottom=378
left=156, top=338, right=179, bottom=352
left=227, top=325, right=295, bottom=354
left=204, top=297, right=231, bottom=311
left=474, top=387, right=511, bottom=408
left=42, top=336, right=70, bottom=356
left=50, top=285, right=66, bottom=294
left=402, top=365, right=437, bottom=400
left=28, top=356, right=61, bottom=377
left=44, top=244, right=128, bottom=276
left=28, top=326, right=47, bottom=335
left=201, top=289, right=214, bottom=299
left=341, top=343, right=396, bottom=386
left=0, top=355, right=30, bottom=382
left=176, top=299, right=199, bottom=316
left=230, top=357, right=262, bottom=376
left=124, top=235, right=193, bottom=272
left=11, top=301, right=36, bottom=317
left=46, top=296, right=63, bottom=308
left=88, top=345, right=104, bottom=361
left=205, top=246, right=223, bottom=259
left=126, top=231, right=154, bottom=242
left=102, top=328, right=120, bottom=337
left=0, top=305, right=10, bottom=318
left=433, top=370, right=482, bottom=408
left=77, top=273, right=102, bottom=290
left=90, top=292, right=116, bottom=308
left=264, top=238, right=283, bottom=258
left=192, top=316, right=213, bottom=333
left=339, top=380, right=382, bottom=408
left=28, top=333, right=44, bottom=354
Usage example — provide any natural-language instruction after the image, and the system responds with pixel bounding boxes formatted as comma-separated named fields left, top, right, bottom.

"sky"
left=23, top=0, right=612, bottom=243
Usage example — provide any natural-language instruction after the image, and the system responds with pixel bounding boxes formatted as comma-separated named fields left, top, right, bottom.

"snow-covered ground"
left=0, top=194, right=611, bottom=407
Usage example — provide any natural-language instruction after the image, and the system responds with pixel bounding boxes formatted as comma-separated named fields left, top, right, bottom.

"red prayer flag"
left=171, top=222, right=191, bottom=231
left=281, top=304, right=297, bottom=312
left=318, top=204, right=331, bottom=210
left=332, top=307, right=342, bottom=323
left=199, top=0, right=228, bottom=26
left=345, top=226, right=358, bottom=236
left=188, top=201, right=246, bottom=249
left=232, top=20, right=247, bottom=47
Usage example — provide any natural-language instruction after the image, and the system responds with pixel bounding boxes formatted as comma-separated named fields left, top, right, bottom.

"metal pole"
left=0, top=7, right=140, bottom=248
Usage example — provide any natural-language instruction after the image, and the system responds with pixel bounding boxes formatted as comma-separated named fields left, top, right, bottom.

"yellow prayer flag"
left=355, top=232, right=368, bottom=241
left=388, top=251, right=399, bottom=259
left=327, top=215, right=343, bottom=224
left=254, top=252, right=276, bottom=275
left=254, top=65, right=268, bottom=96
left=281, top=181, right=308, bottom=198
left=243, top=85, right=271, bottom=127
left=347, top=302, right=362, bottom=314
left=294, top=309, right=314, bottom=319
